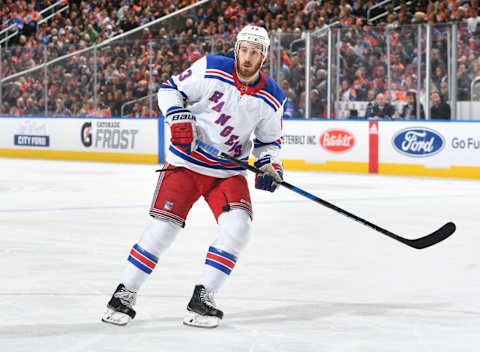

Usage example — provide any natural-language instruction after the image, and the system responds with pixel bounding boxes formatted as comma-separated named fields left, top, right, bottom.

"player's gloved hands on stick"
left=254, top=156, right=283, bottom=192
left=165, top=106, right=197, bottom=154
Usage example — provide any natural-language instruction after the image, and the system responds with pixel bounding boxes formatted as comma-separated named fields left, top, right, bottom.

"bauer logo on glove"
left=165, top=106, right=197, bottom=154
left=254, top=155, right=283, bottom=192
left=171, top=113, right=196, bottom=121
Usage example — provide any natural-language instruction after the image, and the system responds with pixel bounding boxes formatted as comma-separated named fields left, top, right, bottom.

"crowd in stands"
left=1, top=0, right=479, bottom=119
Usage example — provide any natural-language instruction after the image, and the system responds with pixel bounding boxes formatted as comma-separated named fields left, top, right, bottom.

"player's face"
left=236, top=42, right=264, bottom=79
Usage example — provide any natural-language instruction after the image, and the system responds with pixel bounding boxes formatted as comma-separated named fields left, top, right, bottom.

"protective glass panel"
left=98, top=40, right=145, bottom=118
left=335, top=24, right=424, bottom=120
left=429, top=24, right=452, bottom=119
left=390, top=24, right=424, bottom=120
left=1, top=45, right=47, bottom=116
left=310, top=29, right=328, bottom=118
left=270, top=31, right=306, bottom=118
left=47, top=43, right=95, bottom=116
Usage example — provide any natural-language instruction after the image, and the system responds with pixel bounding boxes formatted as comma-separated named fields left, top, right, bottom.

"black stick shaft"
left=195, top=141, right=455, bottom=249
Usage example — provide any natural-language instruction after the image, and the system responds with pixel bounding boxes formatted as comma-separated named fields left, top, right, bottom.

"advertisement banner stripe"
left=369, top=121, right=379, bottom=174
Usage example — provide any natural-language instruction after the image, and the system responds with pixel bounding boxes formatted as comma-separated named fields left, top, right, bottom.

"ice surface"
left=0, top=158, right=479, bottom=352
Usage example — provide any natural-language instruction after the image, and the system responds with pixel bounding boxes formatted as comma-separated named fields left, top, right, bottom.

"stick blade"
left=407, top=222, right=456, bottom=249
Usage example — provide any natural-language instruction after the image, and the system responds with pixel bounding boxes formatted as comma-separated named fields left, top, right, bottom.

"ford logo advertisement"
left=392, top=127, right=445, bottom=157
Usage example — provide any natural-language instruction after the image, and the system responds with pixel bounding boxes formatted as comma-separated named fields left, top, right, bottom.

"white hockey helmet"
left=235, top=25, right=270, bottom=57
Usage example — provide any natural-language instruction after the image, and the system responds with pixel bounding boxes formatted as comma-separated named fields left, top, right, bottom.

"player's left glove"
left=165, top=106, right=197, bottom=154
left=254, top=156, right=283, bottom=192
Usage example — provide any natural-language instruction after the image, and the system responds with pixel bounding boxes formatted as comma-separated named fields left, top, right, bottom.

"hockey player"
left=101, top=25, right=286, bottom=328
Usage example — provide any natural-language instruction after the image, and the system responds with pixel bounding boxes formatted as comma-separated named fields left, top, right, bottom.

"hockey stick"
left=196, top=140, right=456, bottom=249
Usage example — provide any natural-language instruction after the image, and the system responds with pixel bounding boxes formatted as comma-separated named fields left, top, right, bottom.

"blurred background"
left=1, top=0, right=479, bottom=121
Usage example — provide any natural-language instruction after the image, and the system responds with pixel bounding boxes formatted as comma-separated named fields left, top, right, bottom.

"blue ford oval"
left=392, top=127, right=445, bottom=157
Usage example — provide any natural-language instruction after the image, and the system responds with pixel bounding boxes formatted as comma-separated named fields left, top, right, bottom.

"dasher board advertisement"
left=0, top=117, right=162, bottom=164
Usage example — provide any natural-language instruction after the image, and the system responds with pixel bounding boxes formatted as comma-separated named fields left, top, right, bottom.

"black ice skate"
left=183, top=284, right=223, bottom=328
left=101, top=284, right=137, bottom=326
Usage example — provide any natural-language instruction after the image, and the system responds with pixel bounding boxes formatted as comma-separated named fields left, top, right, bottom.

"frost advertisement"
left=78, top=119, right=157, bottom=153
left=379, top=121, right=480, bottom=167
left=281, top=120, right=368, bottom=163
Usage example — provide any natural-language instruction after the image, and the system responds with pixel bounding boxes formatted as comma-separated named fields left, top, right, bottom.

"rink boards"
left=0, top=116, right=479, bottom=179
left=281, top=119, right=480, bottom=179
left=0, top=117, right=162, bottom=164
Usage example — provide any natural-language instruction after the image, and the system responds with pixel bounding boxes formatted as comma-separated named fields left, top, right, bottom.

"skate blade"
left=183, top=312, right=219, bottom=328
left=101, top=308, right=131, bottom=326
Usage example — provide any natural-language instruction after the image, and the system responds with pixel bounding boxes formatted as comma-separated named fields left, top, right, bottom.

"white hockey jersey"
left=157, top=55, right=286, bottom=178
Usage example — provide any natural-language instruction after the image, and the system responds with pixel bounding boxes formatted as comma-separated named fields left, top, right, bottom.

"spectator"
left=457, top=62, right=471, bottom=100
left=430, top=48, right=445, bottom=75
left=352, top=66, right=371, bottom=100
left=55, top=98, right=72, bottom=116
left=6, top=10, right=24, bottom=34
left=310, top=88, right=325, bottom=117
left=1, top=102, right=11, bottom=115
left=280, top=79, right=297, bottom=117
left=413, top=11, right=426, bottom=24
left=469, top=59, right=480, bottom=81
left=432, top=65, right=447, bottom=92
left=313, top=16, right=328, bottom=35
left=373, top=64, right=388, bottom=93
left=130, top=101, right=142, bottom=117
left=16, top=97, right=27, bottom=116
left=21, top=3, right=40, bottom=37
left=72, top=101, right=86, bottom=116
left=340, top=79, right=357, bottom=101
left=140, top=27, right=152, bottom=46
left=9, top=106, right=22, bottom=116
left=401, top=72, right=417, bottom=92
left=83, top=24, right=98, bottom=43
left=365, top=93, right=396, bottom=118
left=96, top=95, right=112, bottom=117
left=435, top=82, right=447, bottom=103
left=296, top=91, right=306, bottom=117
left=140, top=104, right=157, bottom=118
left=25, top=97, right=41, bottom=116
left=400, top=91, right=425, bottom=119
left=352, top=0, right=368, bottom=20
left=105, top=24, right=116, bottom=39
left=430, top=91, right=451, bottom=120
left=119, top=7, right=138, bottom=32
left=364, top=88, right=377, bottom=117
left=110, top=89, right=123, bottom=116
left=466, top=7, right=479, bottom=33
left=289, top=27, right=305, bottom=52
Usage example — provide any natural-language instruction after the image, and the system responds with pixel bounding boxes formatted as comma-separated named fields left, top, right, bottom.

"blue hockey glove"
left=165, top=106, right=197, bottom=154
left=254, top=156, right=283, bottom=192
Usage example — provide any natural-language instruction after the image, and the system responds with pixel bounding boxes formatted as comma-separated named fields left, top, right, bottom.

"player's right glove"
left=165, top=106, right=197, bottom=154
left=254, top=156, right=283, bottom=192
